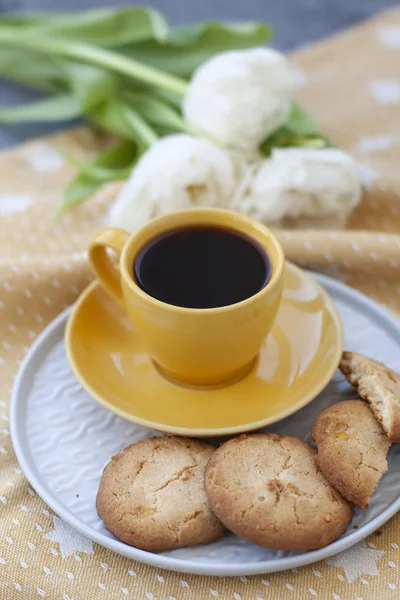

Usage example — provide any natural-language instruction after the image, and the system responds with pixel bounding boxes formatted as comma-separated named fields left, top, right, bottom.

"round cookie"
left=204, top=433, right=353, bottom=551
left=97, top=436, right=225, bottom=552
left=312, top=399, right=390, bottom=509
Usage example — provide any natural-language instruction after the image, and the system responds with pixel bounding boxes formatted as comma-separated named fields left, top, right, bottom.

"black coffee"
left=134, top=226, right=271, bottom=309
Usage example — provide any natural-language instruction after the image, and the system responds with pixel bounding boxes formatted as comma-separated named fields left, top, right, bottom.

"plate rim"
left=64, top=262, right=344, bottom=436
left=10, top=271, right=400, bottom=576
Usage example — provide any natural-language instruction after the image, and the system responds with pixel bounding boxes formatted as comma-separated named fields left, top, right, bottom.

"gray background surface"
left=0, top=0, right=395, bottom=149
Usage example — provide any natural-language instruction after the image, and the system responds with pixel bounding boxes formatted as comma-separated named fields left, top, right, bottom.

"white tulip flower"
left=183, top=48, right=294, bottom=153
left=106, top=134, right=245, bottom=232
left=234, top=148, right=362, bottom=228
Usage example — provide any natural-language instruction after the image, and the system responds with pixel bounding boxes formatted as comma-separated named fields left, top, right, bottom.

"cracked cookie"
left=204, top=433, right=353, bottom=551
left=96, top=436, right=225, bottom=552
left=312, top=400, right=390, bottom=509
left=340, top=351, right=400, bottom=442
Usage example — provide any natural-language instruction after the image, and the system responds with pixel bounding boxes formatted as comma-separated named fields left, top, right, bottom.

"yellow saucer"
left=65, top=263, right=343, bottom=437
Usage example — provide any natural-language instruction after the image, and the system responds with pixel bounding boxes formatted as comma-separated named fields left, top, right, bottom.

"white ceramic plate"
left=10, top=272, right=400, bottom=576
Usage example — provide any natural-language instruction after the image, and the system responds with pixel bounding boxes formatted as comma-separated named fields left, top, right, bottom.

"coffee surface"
left=134, top=226, right=271, bottom=309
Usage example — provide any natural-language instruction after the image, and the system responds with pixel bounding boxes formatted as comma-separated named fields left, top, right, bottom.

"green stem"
left=0, top=28, right=188, bottom=96
left=123, top=106, right=159, bottom=147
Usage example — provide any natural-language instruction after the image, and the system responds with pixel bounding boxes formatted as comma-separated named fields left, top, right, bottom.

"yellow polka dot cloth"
left=1, top=7, right=400, bottom=599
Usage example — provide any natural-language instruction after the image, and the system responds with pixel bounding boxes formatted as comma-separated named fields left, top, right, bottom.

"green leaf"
left=0, top=48, right=65, bottom=92
left=55, top=140, right=140, bottom=218
left=123, top=91, right=187, bottom=132
left=54, top=58, right=118, bottom=112
left=261, top=103, right=330, bottom=155
left=280, top=103, right=321, bottom=137
left=89, top=99, right=158, bottom=147
left=55, top=174, right=104, bottom=218
left=60, top=139, right=137, bottom=182
left=0, top=7, right=169, bottom=46
left=124, top=21, right=273, bottom=77
left=0, top=94, right=81, bottom=123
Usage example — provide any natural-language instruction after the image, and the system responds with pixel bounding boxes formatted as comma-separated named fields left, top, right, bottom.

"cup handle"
left=88, top=228, right=130, bottom=305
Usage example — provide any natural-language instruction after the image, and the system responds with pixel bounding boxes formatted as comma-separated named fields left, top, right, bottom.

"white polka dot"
left=74, top=553, right=82, bottom=562
left=24, top=289, right=33, bottom=299
left=66, top=572, right=74, bottom=580
left=21, top=505, right=29, bottom=512
left=36, top=524, right=43, bottom=532
left=14, top=467, right=22, bottom=474
left=358, top=163, right=379, bottom=187
left=146, top=593, right=154, bottom=600
left=377, top=26, right=400, bottom=49
left=0, top=194, right=33, bottom=216
left=20, top=559, right=28, bottom=568
left=388, top=561, right=397, bottom=568
left=371, top=79, right=400, bottom=104
left=356, top=135, right=392, bottom=153
left=3, top=281, right=12, bottom=291
left=309, top=589, right=317, bottom=597
left=28, top=542, right=35, bottom=550
left=128, top=569, right=136, bottom=577
left=42, top=509, right=50, bottom=516
left=180, top=580, right=189, bottom=588
left=304, top=241, right=313, bottom=250
left=14, top=583, right=22, bottom=591
left=32, top=271, right=40, bottom=281
left=98, top=583, right=107, bottom=590
left=17, top=307, right=25, bottom=316
left=337, top=573, right=345, bottom=581
left=360, top=578, right=369, bottom=585
left=71, top=284, right=79, bottom=294
left=121, top=590, right=129, bottom=597
left=370, top=252, right=379, bottom=261
left=35, top=315, right=44, bottom=324
left=324, top=251, right=333, bottom=262
left=50, top=548, right=58, bottom=556
left=101, top=562, right=108, bottom=570
left=63, top=263, right=72, bottom=272
left=28, top=331, right=37, bottom=339
left=37, top=588, right=46, bottom=597
left=332, top=596, right=341, bottom=600
left=24, top=142, right=64, bottom=172
left=233, top=594, right=241, bottom=600
left=240, top=577, right=247, bottom=583
left=52, top=279, right=61, bottom=289
left=209, top=591, right=218, bottom=597
left=13, top=519, right=20, bottom=526
left=44, top=297, right=52, bottom=306
left=392, top=543, right=398, bottom=549
left=388, top=583, right=396, bottom=589
left=0, top=300, right=4, bottom=308
left=291, top=65, right=308, bottom=87
left=286, top=583, right=294, bottom=590
left=43, top=567, right=51, bottom=575
left=157, top=575, right=165, bottom=583
left=261, top=579, right=270, bottom=586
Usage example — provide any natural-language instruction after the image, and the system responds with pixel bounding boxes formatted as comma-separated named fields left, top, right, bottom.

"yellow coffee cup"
left=88, top=208, right=285, bottom=387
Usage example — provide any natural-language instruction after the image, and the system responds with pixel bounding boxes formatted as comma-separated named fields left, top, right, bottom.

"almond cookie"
left=312, top=400, right=390, bottom=509
left=340, top=351, right=400, bottom=442
left=204, top=433, right=353, bottom=551
left=97, top=436, right=225, bottom=552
